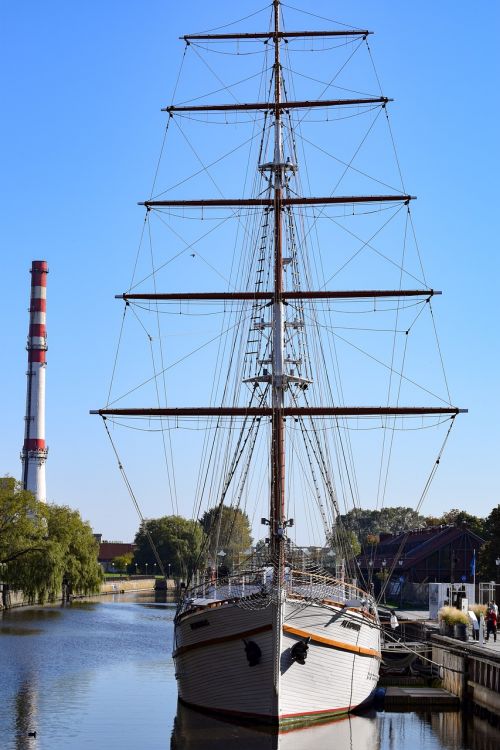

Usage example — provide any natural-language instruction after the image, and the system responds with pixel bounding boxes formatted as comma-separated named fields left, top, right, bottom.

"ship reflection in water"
left=171, top=703, right=378, bottom=750
left=171, top=702, right=500, bottom=750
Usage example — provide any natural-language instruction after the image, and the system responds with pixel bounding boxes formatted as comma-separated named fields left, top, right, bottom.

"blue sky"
left=1, top=1, right=499, bottom=543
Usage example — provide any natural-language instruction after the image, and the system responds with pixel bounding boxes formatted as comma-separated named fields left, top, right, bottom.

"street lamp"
left=381, top=559, right=387, bottom=604
left=135, top=563, right=138, bottom=575
left=168, top=563, right=171, bottom=579
left=153, top=563, right=157, bottom=577
left=145, top=563, right=148, bottom=575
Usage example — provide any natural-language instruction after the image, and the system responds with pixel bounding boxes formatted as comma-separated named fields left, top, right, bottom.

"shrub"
left=470, top=604, right=487, bottom=618
left=438, top=606, right=468, bottom=625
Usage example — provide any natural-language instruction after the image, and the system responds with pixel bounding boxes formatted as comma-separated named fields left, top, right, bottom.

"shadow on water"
left=0, top=607, right=61, bottom=636
left=0, top=626, right=43, bottom=636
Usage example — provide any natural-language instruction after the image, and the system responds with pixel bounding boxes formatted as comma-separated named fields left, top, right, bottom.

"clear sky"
left=1, top=1, right=499, bottom=543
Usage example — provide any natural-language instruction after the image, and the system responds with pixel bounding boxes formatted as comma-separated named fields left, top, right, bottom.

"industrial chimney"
left=21, top=260, right=48, bottom=502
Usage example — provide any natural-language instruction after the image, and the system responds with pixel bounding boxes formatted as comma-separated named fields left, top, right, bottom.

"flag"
left=470, top=549, right=476, bottom=578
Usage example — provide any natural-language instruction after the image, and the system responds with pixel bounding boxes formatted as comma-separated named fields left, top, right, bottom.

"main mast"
left=271, top=0, right=285, bottom=561
left=92, top=6, right=467, bottom=551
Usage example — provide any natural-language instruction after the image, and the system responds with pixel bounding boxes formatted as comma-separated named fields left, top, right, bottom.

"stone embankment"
left=1, top=576, right=175, bottom=609
left=380, top=612, right=500, bottom=719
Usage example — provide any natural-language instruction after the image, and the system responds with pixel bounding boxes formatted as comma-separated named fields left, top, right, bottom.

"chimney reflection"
left=15, top=677, right=38, bottom=750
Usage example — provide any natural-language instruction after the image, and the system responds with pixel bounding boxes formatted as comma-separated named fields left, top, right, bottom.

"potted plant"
left=438, top=606, right=464, bottom=638
left=452, top=609, right=469, bottom=641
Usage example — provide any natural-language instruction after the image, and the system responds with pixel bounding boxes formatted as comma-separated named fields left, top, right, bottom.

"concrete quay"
left=384, top=686, right=460, bottom=710
left=391, top=610, right=500, bottom=718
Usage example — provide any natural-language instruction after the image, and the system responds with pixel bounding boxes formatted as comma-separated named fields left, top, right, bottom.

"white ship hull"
left=174, top=591, right=380, bottom=725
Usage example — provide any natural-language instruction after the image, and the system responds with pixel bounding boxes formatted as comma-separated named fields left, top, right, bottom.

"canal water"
left=1, top=592, right=499, bottom=750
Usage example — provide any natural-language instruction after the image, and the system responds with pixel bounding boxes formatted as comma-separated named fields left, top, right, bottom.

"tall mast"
left=271, top=0, right=285, bottom=559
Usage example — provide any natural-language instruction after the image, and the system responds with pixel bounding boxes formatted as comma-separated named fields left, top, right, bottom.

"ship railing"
left=178, top=567, right=374, bottom=615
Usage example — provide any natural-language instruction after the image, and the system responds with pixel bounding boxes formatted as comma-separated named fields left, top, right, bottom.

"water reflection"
left=171, top=702, right=378, bottom=750
left=2, top=594, right=500, bottom=750
left=14, top=676, right=38, bottom=750
left=171, top=703, right=500, bottom=750
left=428, top=711, right=500, bottom=750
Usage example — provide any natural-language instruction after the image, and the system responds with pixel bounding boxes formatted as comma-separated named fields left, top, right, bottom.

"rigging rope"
left=101, top=417, right=167, bottom=580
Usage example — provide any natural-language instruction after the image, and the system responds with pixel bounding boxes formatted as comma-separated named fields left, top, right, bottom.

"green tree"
left=0, top=478, right=45, bottom=566
left=378, top=507, right=425, bottom=534
left=199, top=506, right=252, bottom=573
left=326, top=526, right=361, bottom=561
left=437, top=509, right=485, bottom=537
left=477, top=505, right=500, bottom=580
left=133, top=515, right=203, bottom=580
left=339, top=506, right=425, bottom=545
left=0, top=477, right=103, bottom=603
left=113, top=553, right=133, bottom=573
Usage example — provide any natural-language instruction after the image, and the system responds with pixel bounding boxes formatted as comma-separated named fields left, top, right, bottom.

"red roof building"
left=98, top=541, right=136, bottom=572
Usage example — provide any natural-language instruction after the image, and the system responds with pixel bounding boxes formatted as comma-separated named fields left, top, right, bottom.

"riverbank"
left=0, top=576, right=176, bottom=610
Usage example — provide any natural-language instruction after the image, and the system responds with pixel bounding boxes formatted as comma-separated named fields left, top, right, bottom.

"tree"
left=133, top=515, right=203, bottom=580
left=326, top=526, right=361, bottom=561
left=199, top=506, right=252, bottom=573
left=0, top=478, right=46, bottom=567
left=0, top=477, right=103, bottom=604
left=437, top=509, right=485, bottom=537
left=477, top=505, right=500, bottom=580
left=339, top=506, right=425, bottom=546
left=113, top=553, right=133, bottom=573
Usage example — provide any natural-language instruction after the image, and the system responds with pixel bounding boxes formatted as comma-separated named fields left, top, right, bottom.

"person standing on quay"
left=486, top=606, right=497, bottom=642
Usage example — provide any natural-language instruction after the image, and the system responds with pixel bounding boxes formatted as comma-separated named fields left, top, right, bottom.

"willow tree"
left=0, top=477, right=102, bottom=604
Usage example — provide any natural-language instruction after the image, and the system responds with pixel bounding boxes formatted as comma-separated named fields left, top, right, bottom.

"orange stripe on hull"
left=173, top=623, right=272, bottom=657
left=283, top=624, right=381, bottom=659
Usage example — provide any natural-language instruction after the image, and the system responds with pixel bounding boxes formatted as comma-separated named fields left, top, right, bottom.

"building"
left=98, top=541, right=136, bottom=573
left=357, top=524, right=485, bottom=587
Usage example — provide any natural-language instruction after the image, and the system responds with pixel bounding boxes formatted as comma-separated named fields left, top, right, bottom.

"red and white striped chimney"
left=21, top=260, right=48, bottom=502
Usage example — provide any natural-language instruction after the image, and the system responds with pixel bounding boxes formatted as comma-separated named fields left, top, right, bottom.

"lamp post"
left=168, top=563, right=171, bottom=579
left=381, top=559, right=387, bottom=604
left=327, top=549, right=335, bottom=575
left=398, top=560, right=404, bottom=607
left=496, top=557, right=500, bottom=582
left=367, top=560, right=374, bottom=595
left=0, top=562, right=5, bottom=603
left=145, top=562, right=148, bottom=576
left=217, top=550, right=226, bottom=578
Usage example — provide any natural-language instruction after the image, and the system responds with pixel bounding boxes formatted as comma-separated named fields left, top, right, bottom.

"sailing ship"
left=92, top=0, right=464, bottom=727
